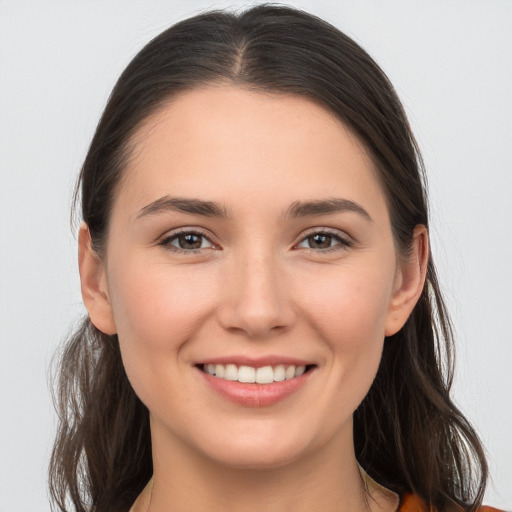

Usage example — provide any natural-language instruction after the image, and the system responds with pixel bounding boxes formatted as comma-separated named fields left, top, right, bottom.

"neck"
left=131, top=420, right=398, bottom=512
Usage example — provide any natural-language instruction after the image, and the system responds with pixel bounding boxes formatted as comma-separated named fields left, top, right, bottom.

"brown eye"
left=307, top=233, right=333, bottom=249
left=297, top=230, right=352, bottom=252
left=160, top=231, right=215, bottom=252
left=176, top=233, right=203, bottom=249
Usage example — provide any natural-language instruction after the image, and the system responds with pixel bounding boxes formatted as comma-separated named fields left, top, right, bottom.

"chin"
left=194, top=421, right=324, bottom=471
left=206, top=442, right=307, bottom=470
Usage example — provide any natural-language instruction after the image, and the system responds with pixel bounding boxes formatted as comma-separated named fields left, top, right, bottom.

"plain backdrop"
left=0, top=1, right=511, bottom=511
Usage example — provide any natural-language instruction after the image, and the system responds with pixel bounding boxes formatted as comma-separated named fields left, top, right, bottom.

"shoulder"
left=398, top=494, right=506, bottom=512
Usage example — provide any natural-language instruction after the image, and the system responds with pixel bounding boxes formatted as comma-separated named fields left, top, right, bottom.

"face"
left=81, top=85, right=424, bottom=470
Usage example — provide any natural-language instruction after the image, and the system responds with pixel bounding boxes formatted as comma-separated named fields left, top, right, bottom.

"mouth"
left=198, top=363, right=316, bottom=384
left=195, top=361, right=317, bottom=407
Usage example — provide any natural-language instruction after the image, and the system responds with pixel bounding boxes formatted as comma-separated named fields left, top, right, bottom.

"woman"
left=49, top=5, right=500, bottom=512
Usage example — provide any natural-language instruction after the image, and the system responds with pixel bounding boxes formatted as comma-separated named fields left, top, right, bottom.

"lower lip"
left=197, top=367, right=314, bottom=407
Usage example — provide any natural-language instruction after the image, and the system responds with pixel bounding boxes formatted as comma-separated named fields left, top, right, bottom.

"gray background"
left=0, top=1, right=511, bottom=510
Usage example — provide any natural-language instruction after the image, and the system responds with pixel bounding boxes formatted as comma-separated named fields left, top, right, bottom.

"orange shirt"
left=399, top=494, right=504, bottom=512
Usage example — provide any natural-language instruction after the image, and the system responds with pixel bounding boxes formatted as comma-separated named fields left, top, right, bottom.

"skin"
left=79, top=85, right=428, bottom=512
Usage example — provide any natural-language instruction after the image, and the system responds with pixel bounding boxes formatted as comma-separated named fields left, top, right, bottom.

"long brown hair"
left=49, top=5, right=488, bottom=512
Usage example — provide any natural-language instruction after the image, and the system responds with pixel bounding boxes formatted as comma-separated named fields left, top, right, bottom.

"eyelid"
left=299, top=226, right=351, bottom=239
left=156, top=226, right=353, bottom=254
left=158, top=227, right=219, bottom=253
left=294, top=227, right=353, bottom=251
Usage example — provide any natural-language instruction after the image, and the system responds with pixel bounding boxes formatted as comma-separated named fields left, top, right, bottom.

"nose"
left=216, top=248, right=296, bottom=339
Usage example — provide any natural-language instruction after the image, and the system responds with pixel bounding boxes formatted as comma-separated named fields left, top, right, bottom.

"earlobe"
left=385, top=225, right=429, bottom=337
left=78, top=222, right=117, bottom=335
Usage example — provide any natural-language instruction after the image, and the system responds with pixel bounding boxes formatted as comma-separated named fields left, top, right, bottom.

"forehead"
left=115, top=85, right=387, bottom=221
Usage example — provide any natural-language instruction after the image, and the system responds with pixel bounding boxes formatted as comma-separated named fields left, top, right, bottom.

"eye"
left=296, top=229, right=352, bottom=252
left=158, top=228, right=350, bottom=254
left=159, top=230, right=216, bottom=253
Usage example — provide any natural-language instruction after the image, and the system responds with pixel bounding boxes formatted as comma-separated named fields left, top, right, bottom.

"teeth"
left=255, top=366, right=274, bottom=384
left=273, top=365, right=286, bottom=382
left=215, top=364, right=225, bottom=378
left=202, top=363, right=310, bottom=383
left=224, top=364, right=238, bottom=381
left=238, top=366, right=256, bottom=383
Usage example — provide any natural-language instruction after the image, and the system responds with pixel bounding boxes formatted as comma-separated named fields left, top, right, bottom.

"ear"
left=385, top=225, right=429, bottom=336
left=78, top=222, right=117, bottom=335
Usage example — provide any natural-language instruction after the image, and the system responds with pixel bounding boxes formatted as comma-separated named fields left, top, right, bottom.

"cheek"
left=298, top=262, right=394, bottom=344
left=106, top=256, right=218, bottom=380
left=111, top=259, right=215, bottom=333
left=296, top=263, right=394, bottom=399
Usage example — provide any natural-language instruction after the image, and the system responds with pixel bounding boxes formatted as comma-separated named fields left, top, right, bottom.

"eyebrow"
left=284, top=198, right=372, bottom=222
left=137, top=196, right=229, bottom=219
left=137, top=195, right=372, bottom=222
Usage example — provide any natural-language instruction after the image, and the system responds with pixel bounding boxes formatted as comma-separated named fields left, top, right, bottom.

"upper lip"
left=196, top=355, right=315, bottom=368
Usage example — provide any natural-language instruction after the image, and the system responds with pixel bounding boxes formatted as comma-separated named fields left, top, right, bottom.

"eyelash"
left=158, top=227, right=353, bottom=255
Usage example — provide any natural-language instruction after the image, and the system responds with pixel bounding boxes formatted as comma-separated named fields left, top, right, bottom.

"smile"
left=197, top=361, right=316, bottom=407
left=202, top=363, right=309, bottom=384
